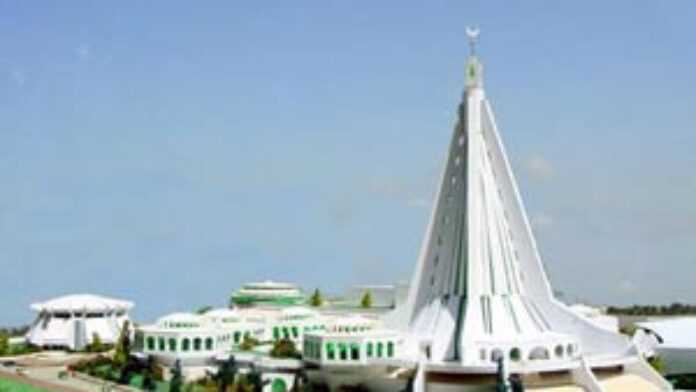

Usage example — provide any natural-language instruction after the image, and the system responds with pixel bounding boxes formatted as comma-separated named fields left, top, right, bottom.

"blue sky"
left=1, top=1, right=695, bottom=324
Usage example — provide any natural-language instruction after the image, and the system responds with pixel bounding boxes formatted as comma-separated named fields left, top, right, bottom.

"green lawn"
left=0, top=377, right=50, bottom=392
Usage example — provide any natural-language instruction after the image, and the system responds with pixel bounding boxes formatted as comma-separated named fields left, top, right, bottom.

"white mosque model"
left=302, top=29, right=672, bottom=391
left=26, top=294, right=133, bottom=351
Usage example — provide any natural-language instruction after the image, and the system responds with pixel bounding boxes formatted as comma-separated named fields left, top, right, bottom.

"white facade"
left=635, top=318, right=696, bottom=376
left=311, top=32, right=672, bottom=392
left=135, top=305, right=325, bottom=366
left=26, top=293, right=133, bottom=351
left=136, top=309, right=265, bottom=366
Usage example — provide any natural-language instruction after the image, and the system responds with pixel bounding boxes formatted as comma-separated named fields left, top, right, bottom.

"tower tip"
left=465, top=26, right=480, bottom=56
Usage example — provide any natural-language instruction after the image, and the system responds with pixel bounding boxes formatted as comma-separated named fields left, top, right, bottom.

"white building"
left=300, top=30, right=671, bottom=392
left=135, top=305, right=324, bottom=366
left=231, top=281, right=306, bottom=307
left=635, top=318, right=696, bottom=376
left=26, top=293, right=133, bottom=351
left=136, top=309, right=265, bottom=366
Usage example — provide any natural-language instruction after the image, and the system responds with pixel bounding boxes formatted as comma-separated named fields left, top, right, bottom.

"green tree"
left=239, top=335, right=260, bottom=351
left=170, top=359, right=184, bottom=392
left=360, top=291, right=373, bottom=309
left=210, top=356, right=238, bottom=392
left=142, top=369, right=156, bottom=392
left=245, top=364, right=269, bottom=392
left=88, top=332, right=104, bottom=352
left=309, top=289, right=323, bottom=307
left=0, top=332, right=8, bottom=356
left=113, top=320, right=132, bottom=367
left=270, top=339, right=301, bottom=359
left=232, top=375, right=254, bottom=392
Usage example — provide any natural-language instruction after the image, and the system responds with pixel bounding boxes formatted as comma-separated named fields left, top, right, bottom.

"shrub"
left=239, top=335, right=260, bottom=351
left=648, top=355, right=666, bottom=375
left=0, top=333, right=8, bottom=356
left=270, top=339, right=301, bottom=359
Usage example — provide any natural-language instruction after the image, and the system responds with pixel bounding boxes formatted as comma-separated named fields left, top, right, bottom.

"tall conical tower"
left=398, top=29, right=642, bottom=370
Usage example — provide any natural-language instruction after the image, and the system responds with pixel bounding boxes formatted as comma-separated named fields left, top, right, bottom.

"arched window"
left=555, top=345, right=564, bottom=358
left=326, top=342, right=336, bottom=360
left=367, top=342, right=374, bottom=357
left=205, top=337, right=214, bottom=351
left=234, top=331, right=241, bottom=344
left=377, top=342, right=384, bottom=358
left=273, top=327, right=280, bottom=340
left=182, top=338, right=190, bottom=352
left=282, top=327, right=290, bottom=339
left=350, top=343, right=360, bottom=360
left=193, top=337, right=202, bottom=351
left=528, top=347, right=550, bottom=361
left=157, top=337, right=165, bottom=351
left=510, top=348, right=521, bottom=362
left=168, top=338, right=177, bottom=352
left=146, top=336, right=155, bottom=351
left=567, top=344, right=574, bottom=356
left=387, top=341, right=395, bottom=357
left=291, top=326, right=299, bottom=338
left=338, top=343, right=348, bottom=360
left=271, top=378, right=287, bottom=392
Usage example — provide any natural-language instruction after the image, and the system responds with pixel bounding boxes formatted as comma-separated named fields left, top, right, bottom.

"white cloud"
left=75, top=44, right=91, bottom=60
left=524, top=155, right=555, bottom=181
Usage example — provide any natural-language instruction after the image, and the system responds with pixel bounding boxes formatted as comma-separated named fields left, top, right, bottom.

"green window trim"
left=387, top=341, right=395, bottom=357
left=326, top=342, right=336, bottom=360
left=377, top=342, right=384, bottom=358
left=146, top=336, right=155, bottom=351
left=168, top=338, right=177, bottom=352
left=350, top=343, right=360, bottom=360
left=157, top=337, right=165, bottom=351
left=338, top=343, right=348, bottom=360
left=273, top=327, right=280, bottom=340
left=182, top=338, right=190, bottom=352
left=205, top=337, right=214, bottom=351
left=234, top=331, right=241, bottom=343
left=367, top=342, right=373, bottom=357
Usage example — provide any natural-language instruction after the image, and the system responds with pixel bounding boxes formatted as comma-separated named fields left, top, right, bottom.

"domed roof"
left=30, top=294, right=134, bottom=313
left=243, top=280, right=299, bottom=290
